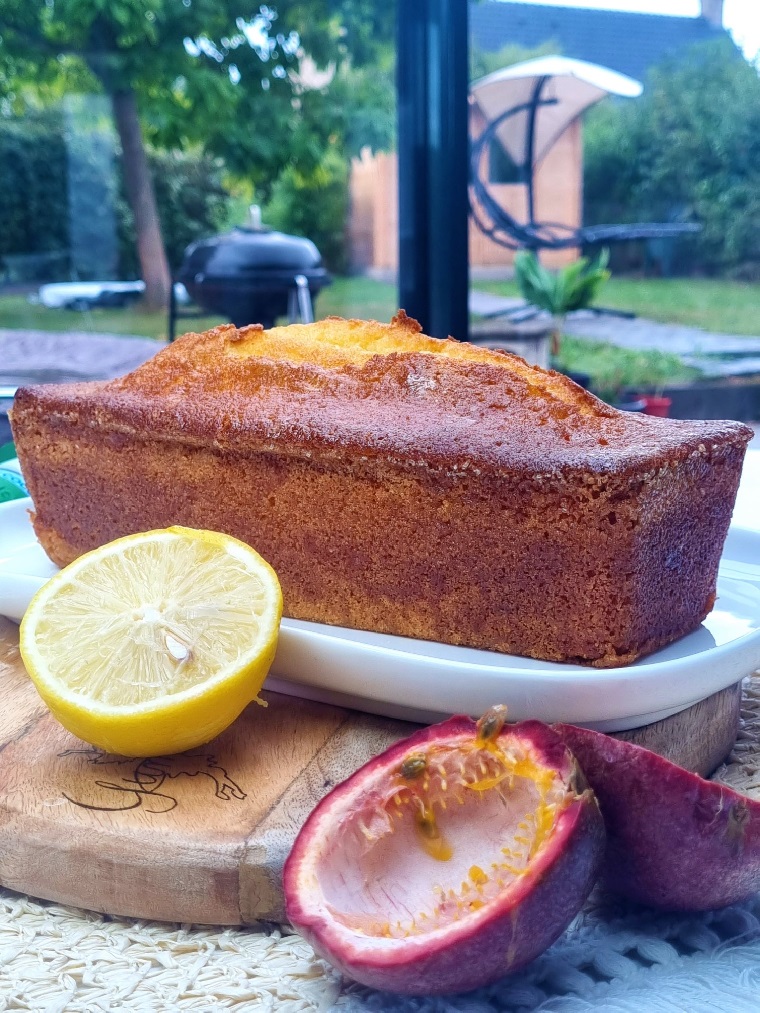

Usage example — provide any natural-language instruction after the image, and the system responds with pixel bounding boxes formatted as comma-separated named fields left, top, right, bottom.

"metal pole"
left=524, top=76, right=549, bottom=226
left=397, top=0, right=470, bottom=341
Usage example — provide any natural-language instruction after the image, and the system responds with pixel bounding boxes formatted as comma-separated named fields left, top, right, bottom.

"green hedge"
left=0, top=113, right=69, bottom=264
left=583, top=39, right=760, bottom=278
left=117, top=150, right=230, bottom=276
left=263, top=148, right=349, bottom=274
left=0, top=112, right=230, bottom=280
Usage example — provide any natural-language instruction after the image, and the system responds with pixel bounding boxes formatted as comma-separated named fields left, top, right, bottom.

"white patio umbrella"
left=470, top=55, right=643, bottom=172
left=468, top=56, right=698, bottom=252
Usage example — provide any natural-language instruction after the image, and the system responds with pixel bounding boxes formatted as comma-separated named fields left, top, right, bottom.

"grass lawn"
left=0, top=275, right=754, bottom=399
left=318, top=276, right=398, bottom=322
left=0, top=277, right=400, bottom=342
left=473, top=276, right=760, bottom=337
left=2, top=274, right=757, bottom=339
left=0, top=293, right=220, bottom=342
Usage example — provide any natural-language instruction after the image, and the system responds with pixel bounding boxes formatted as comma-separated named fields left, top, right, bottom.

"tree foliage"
left=264, top=148, right=348, bottom=272
left=119, top=150, right=230, bottom=274
left=583, top=38, right=760, bottom=277
left=0, top=1, right=395, bottom=279
left=470, top=39, right=558, bottom=83
left=0, top=0, right=393, bottom=186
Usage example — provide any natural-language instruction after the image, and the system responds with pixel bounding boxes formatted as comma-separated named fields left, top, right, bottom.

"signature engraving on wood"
left=58, top=749, right=247, bottom=814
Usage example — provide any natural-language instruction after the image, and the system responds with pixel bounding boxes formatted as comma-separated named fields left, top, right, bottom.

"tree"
left=0, top=1, right=394, bottom=307
left=167, top=1, right=395, bottom=190
left=583, top=38, right=760, bottom=277
left=2, top=2, right=205, bottom=307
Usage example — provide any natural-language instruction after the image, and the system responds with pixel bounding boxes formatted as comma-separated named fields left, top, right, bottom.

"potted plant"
left=585, top=361, right=647, bottom=413
left=551, top=339, right=681, bottom=412
left=628, top=351, right=686, bottom=417
left=513, top=249, right=611, bottom=369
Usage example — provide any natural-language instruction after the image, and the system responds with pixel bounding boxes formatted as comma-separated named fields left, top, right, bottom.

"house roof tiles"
left=470, top=2, right=730, bottom=82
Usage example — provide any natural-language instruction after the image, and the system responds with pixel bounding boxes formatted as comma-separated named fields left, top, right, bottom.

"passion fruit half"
left=284, top=708, right=604, bottom=995
left=557, top=722, right=760, bottom=911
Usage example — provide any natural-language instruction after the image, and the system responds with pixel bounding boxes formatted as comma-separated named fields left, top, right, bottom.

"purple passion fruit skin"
left=284, top=710, right=605, bottom=996
left=556, top=722, right=760, bottom=911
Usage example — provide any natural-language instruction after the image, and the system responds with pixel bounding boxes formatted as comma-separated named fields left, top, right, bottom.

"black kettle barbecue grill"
left=170, top=216, right=331, bottom=341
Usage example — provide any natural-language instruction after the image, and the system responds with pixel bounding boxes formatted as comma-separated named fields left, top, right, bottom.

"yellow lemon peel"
left=19, top=526, right=282, bottom=756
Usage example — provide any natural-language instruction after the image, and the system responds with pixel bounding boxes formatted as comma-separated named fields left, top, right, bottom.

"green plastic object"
left=0, top=443, right=28, bottom=502
left=0, top=441, right=17, bottom=464
left=0, top=470, right=27, bottom=503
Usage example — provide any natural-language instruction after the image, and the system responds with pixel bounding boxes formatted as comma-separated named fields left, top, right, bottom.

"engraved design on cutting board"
left=57, top=749, right=247, bottom=814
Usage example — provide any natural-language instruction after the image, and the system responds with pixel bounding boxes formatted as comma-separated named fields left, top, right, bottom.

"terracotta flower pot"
left=641, top=395, right=672, bottom=418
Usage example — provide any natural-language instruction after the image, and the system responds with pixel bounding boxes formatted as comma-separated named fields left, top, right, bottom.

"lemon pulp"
left=19, top=526, right=283, bottom=756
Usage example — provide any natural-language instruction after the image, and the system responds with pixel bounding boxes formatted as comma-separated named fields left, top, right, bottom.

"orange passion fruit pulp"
left=284, top=707, right=604, bottom=995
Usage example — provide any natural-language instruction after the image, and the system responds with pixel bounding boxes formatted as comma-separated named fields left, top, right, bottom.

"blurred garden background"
left=1, top=1, right=759, bottom=407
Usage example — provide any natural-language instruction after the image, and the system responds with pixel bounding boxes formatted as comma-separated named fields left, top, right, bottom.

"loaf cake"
left=10, top=312, right=752, bottom=667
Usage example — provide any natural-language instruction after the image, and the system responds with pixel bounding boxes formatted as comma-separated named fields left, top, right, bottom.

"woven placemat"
left=2, top=677, right=760, bottom=1013
left=710, top=677, right=760, bottom=797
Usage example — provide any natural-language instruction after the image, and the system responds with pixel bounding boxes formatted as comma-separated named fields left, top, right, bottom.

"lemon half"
left=19, top=526, right=283, bottom=756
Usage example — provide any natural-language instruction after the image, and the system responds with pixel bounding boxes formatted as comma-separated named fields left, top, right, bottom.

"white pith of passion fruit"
left=284, top=708, right=605, bottom=995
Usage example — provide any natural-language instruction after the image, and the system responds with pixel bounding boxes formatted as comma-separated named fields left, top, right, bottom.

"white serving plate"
left=2, top=475, right=759, bottom=732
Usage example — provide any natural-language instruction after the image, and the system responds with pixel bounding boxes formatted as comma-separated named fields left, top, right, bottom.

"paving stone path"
left=564, top=311, right=760, bottom=378
left=469, top=290, right=760, bottom=378
left=0, top=329, right=165, bottom=445
left=0, top=329, right=163, bottom=388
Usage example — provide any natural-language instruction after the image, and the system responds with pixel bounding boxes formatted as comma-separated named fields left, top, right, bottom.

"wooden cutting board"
left=0, top=616, right=744, bottom=926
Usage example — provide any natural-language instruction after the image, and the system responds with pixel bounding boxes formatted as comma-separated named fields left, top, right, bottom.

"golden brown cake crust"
left=10, top=313, right=753, bottom=667
left=16, top=313, right=750, bottom=476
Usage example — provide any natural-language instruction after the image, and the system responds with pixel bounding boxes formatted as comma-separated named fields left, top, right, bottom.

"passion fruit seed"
left=476, top=703, right=509, bottom=744
left=415, top=804, right=453, bottom=862
left=399, top=752, right=427, bottom=780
